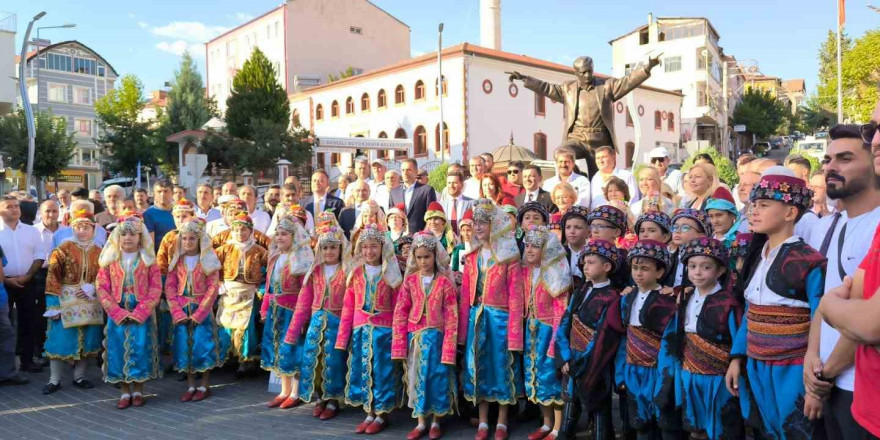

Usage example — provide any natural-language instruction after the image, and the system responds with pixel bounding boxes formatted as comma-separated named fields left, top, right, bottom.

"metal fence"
left=0, top=12, right=15, bottom=33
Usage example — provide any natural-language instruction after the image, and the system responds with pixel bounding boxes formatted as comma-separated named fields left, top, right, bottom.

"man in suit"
left=509, top=54, right=660, bottom=179
left=400, top=158, right=437, bottom=233
left=337, top=180, right=371, bottom=239
left=302, top=170, right=344, bottom=220
left=440, top=171, right=474, bottom=235
left=516, top=163, right=558, bottom=214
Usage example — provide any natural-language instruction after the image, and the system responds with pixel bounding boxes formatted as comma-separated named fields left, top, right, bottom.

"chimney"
left=480, top=0, right=501, bottom=51
left=647, top=12, right=653, bottom=26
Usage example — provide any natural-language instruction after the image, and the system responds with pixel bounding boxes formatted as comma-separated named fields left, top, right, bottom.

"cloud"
left=233, top=13, right=254, bottom=22
left=128, top=12, right=136, bottom=18
left=151, top=21, right=229, bottom=43
left=137, top=21, right=149, bottom=29
left=156, top=40, right=205, bottom=56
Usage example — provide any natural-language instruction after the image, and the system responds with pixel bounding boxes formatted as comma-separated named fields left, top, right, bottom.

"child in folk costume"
left=211, top=199, right=272, bottom=249
left=516, top=202, right=550, bottom=256
left=634, top=212, right=671, bottom=244
left=675, top=237, right=744, bottom=439
left=261, top=214, right=314, bottom=409
left=665, top=210, right=713, bottom=289
left=286, top=222, right=351, bottom=421
left=392, top=232, right=459, bottom=440
left=521, top=226, right=571, bottom=440
left=555, top=239, right=624, bottom=440
left=95, top=212, right=163, bottom=409
left=164, top=218, right=228, bottom=402
left=335, top=224, right=404, bottom=435
left=215, top=213, right=269, bottom=375
left=156, top=199, right=197, bottom=362
left=459, top=199, right=524, bottom=440
left=424, top=201, right=458, bottom=255
left=704, top=188, right=742, bottom=250
left=450, top=209, right=474, bottom=282
left=615, top=240, right=681, bottom=439
left=42, top=210, right=105, bottom=395
left=725, top=169, right=825, bottom=439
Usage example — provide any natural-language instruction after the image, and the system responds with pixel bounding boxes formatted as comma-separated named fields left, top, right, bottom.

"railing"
left=0, top=12, right=15, bottom=33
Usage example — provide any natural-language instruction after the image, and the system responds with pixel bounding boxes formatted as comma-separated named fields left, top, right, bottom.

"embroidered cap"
left=274, top=215, right=301, bottom=235
left=749, top=172, right=813, bottom=212
left=634, top=211, right=671, bottom=234
left=561, top=205, right=590, bottom=227
left=316, top=224, right=345, bottom=246
left=411, top=231, right=439, bottom=251
left=225, top=198, right=248, bottom=215
left=728, top=232, right=753, bottom=259
left=517, top=201, right=549, bottom=224
left=500, top=198, right=518, bottom=217
left=356, top=224, right=386, bottom=246
left=395, top=235, right=414, bottom=255
left=627, top=239, right=670, bottom=269
left=315, top=210, right=338, bottom=228
left=172, top=199, right=195, bottom=215
left=69, top=209, right=96, bottom=227
left=582, top=238, right=621, bottom=271
left=680, top=236, right=729, bottom=267
left=523, top=225, right=550, bottom=248
left=230, top=213, right=254, bottom=230
left=424, top=201, right=447, bottom=223
left=671, top=208, right=713, bottom=237
left=179, top=217, right=207, bottom=236
left=473, top=198, right=496, bottom=223
left=287, top=204, right=308, bottom=225
left=117, top=210, right=145, bottom=234
left=588, top=205, right=627, bottom=231
left=705, top=187, right=738, bottom=216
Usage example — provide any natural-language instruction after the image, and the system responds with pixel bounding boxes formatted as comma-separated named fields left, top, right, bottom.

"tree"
left=681, top=147, right=738, bottom=187
left=202, top=122, right=312, bottom=178
left=841, top=30, right=880, bottom=123
left=224, top=48, right=289, bottom=140
left=328, top=66, right=359, bottom=83
left=815, top=29, right=852, bottom=111
left=95, top=74, right=159, bottom=175
left=800, top=94, right=836, bottom=133
left=733, top=89, right=788, bottom=140
left=166, top=52, right=217, bottom=133
left=0, top=110, right=76, bottom=183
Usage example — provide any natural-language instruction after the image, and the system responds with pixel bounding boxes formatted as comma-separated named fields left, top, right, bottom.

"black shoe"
left=34, top=357, right=50, bottom=367
left=177, top=373, right=188, bottom=382
left=72, top=378, right=94, bottom=389
left=0, top=375, right=29, bottom=386
left=43, top=382, right=61, bottom=394
left=234, top=369, right=246, bottom=380
left=19, top=361, right=43, bottom=373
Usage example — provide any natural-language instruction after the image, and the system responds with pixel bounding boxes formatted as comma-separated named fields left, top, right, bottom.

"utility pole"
left=19, top=11, right=46, bottom=195
left=837, top=0, right=844, bottom=123
left=437, top=23, right=445, bottom=162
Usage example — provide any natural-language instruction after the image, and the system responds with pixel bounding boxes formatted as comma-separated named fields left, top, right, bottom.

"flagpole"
left=837, top=0, right=844, bottom=122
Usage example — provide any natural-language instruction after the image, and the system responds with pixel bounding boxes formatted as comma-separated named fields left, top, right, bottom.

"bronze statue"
left=509, top=55, right=660, bottom=178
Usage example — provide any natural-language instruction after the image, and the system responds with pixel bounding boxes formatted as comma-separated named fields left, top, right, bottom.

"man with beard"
left=805, top=124, right=880, bottom=438
left=263, top=185, right=281, bottom=218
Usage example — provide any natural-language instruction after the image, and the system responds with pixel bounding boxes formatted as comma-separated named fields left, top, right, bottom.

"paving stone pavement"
left=0, top=361, right=594, bottom=440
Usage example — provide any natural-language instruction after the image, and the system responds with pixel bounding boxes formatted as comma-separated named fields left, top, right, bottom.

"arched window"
left=654, top=110, right=661, bottom=130
left=315, top=104, right=323, bottom=121
left=434, top=122, right=449, bottom=152
left=435, top=76, right=447, bottom=96
left=377, top=89, right=387, bottom=108
left=394, top=128, right=407, bottom=158
left=377, top=131, right=389, bottom=157
left=625, top=107, right=633, bottom=127
left=361, top=93, right=370, bottom=111
left=292, top=109, right=301, bottom=127
left=394, top=85, right=405, bottom=104
left=625, top=142, right=635, bottom=168
left=534, top=132, right=547, bottom=160
left=414, top=125, right=427, bottom=156
left=331, top=100, right=339, bottom=118
left=668, top=112, right=675, bottom=131
left=414, top=80, right=426, bottom=101
left=345, top=97, right=354, bottom=115
left=378, top=131, right=388, bottom=138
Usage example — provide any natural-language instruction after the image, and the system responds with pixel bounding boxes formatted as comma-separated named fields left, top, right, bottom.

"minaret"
left=480, top=0, right=501, bottom=50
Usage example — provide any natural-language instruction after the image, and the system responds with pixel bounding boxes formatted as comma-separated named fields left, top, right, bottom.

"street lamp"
left=437, top=23, right=445, bottom=162
left=19, top=11, right=46, bottom=195
left=34, top=23, right=76, bottom=114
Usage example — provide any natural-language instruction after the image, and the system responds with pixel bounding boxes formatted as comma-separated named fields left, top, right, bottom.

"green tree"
left=328, top=66, right=359, bottom=83
left=681, top=147, right=738, bottom=187
left=800, top=94, right=836, bottom=133
left=816, top=29, right=852, bottom=111
left=224, top=48, right=289, bottom=140
left=95, top=74, right=159, bottom=175
left=0, top=109, right=77, bottom=183
left=841, top=30, right=880, bottom=123
left=428, top=162, right=450, bottom=193
left=733, top=89, right=788, bottom=140
left=166, top=52, right=217, bottom=133
left=201, top=122, right=312, bottom=178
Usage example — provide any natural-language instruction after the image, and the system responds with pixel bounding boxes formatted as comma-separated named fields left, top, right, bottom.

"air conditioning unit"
left=293, top=75, right=322, bottom=92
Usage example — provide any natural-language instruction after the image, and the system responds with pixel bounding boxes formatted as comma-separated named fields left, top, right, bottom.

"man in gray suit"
left=440, top=171, right=474, bottom=235
left=509, top=55, right=660, bottom=178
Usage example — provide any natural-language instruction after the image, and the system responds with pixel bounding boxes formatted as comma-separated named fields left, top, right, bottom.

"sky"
left=13, top=0, right=880, bottom=94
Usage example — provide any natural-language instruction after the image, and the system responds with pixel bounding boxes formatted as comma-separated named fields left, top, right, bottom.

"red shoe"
left=312, top=402, right=326, bottom=417
left=494, top=426, right=508, bottom=440
left=406, top=427, right=426, bottom=440
left=192, top=388, right=210, bottom=402
left=475, top=427, right=490, bottom=440
left=544, top=433, right=557, bottom=440
left=527, top=427, right=550, bottom=440
left=267, top=395, right=286, bottom=408
left=180, top=389, right=195, bottom=402
left=365, top=419, right=387, bottom=435
left=279, top=396, right=302, bottom=409
left=429, top=425, right=443, bottom=440
left=355, top=420, right=372, bottom=434
left=132, top=395, right=145, bottom=407
left=319, top=406, right=340, bottom=420
left=117, top=396, right=131, bottom=410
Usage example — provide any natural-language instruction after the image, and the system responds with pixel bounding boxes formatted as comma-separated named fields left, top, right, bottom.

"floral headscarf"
left=472, top=198, right=519, bottom=265
left=99, top=210, right=156, bottom=268
left=268, top=215, right=314, bottom=276
left=523, top=225, right=571, bottom=297
left=404, top=231, right=451, bottom=278
left=351, top=224, right=402, bottom=288
left=168, top=218, right=222, bottom=275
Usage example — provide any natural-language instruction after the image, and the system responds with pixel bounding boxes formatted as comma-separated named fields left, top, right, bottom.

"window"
left=75, top=119, right=93, bottom=137
left=378, top=131, right=387, bottom=138
left=317, top=153, right=326, bottom=167
left=73, top=58, right=97, bottom=75
left=350, top=26, right=363, bottom=35
left=654, top=110, right=662, bottom=130
left=696, top=47, right=707, bottom=70
left=435, top=77, right=447, bottom=96
left=624, top=64, right=632, bottom=76
left=639, top=28, right=649, bottom=45
left=361, top=93, right=370, bottom=111
left=331, top=153, right=340, bottom=164
left=48, top=84, right=67, bottom=103
left=535, top=93, right=546, bottom=116
left=625, top=107, right=633, bottom=127
left=345, top=97, right=354, bottom=114
left=414, top=80, right=425, bottom=101
left=331, top=100, right=339, bottom=118
left=668, top=113, right=675, bottom=131
left=435, top=123, right=449, bottom=152
left=414, top=126, right=427, bottom=156
left=275, top=22, right=280, bottom=37
left=97, top=65, right=105, bottom=77
left=534, top=132, right=547, bottom=160
left=74, top=87, right=91, bottom=105
left=47, top=53, right=71, bottom=72
left=625, top=142, right=635, bottom=168
left=664, top=56, right=682, bottom=73
left=377, top=89, right=387, bottom=108
left=315, top=104, right=324, bottom=120
left=292, top=109, right=301, bottom=127
left=394, top=85, right=405, bottom=104
left=394, top=128, right=407, bottom=158
left=696, top=81, right=708, bottom=106
left=226, top=40, right=237, bottom=57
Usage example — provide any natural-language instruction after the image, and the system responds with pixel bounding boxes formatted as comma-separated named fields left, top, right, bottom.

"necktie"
left=528, top=193, right=534, bottom=202
left=451, top=199, right=458, bottom=233
left=818, top=212, right=842, bottom=256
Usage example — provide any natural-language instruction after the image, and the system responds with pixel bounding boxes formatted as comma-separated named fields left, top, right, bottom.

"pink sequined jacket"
left=391, top=273, right=459, bottom=365
left=458, top=251, right=524, bottom=351
left=285, top=265, right=347, bottom=345
left=164, top=261, right=220, bottom=325
left=522, top=266, right=570, bottom=358
left=260, top=255, right=304, bottom=320
left=96, top=261, right=162, bottom=325
left=334, top=266, right=399, bottom=350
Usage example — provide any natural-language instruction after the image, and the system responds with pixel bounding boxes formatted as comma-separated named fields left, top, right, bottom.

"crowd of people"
left=1, top=100, right=879, bottom=440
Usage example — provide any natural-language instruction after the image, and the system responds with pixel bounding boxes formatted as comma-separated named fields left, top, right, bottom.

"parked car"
left=781, top=136, right=794, bottom=149
left=797, top=141, right=826, bottom=162
left=98, top=177, right=139, bottom=196
left=753, top=142, right=771, bottom=157
left=769, top=137, right=784, bottom=150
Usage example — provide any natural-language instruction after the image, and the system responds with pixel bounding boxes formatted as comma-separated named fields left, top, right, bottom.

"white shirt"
left=121, top=251, right=138, bottom=269
left=273, top=254, right=288, bottom=282
left=0, top=220, right=45, bottom=277
left=590, top=168, right=639, bottom=208
left=441, top=194, right=468, bottom=225
left=184, top=255, right=199, bottom=272
left=543, top=172, right=591, bottom=208
left=629, top=287, right=655, bottom=326
left=463, top=178, right=481, bottom=200
left=674, top=259, right=685, bottom=288
left=744, top=236, right=810, bottom=308
left=34, top=222, right=69, bottom=268
left=421, top=275, right=434, bottom=291
left=664, top=169, right=684, bottom=196
left=324, top=263, right=339, bottom=280
left=344, top=178, right=373, bottom=202
left=206, top=218, right=229, bottom=237
left=403, top=182, right=416, bottom=210
left=579, top=280, right=611, bottom=309
left=685, top=283, right=722, bottom=332
left=567, top=245, right=585, bottom=279
left=630, top=197, right=675, bottom=217
left=365, top=264, right=382, bottom=280
left=809, top=207, right=880, bottom=391
left=794, top=211, right=820, bottom=244
left=195, top=206, right=222, bottom=222
left=522, top=190, right=542, bottom=204
left=249, top=209, right=271, bottom=234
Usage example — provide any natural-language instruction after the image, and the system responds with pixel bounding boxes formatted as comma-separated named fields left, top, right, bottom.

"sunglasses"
left=671, top=224, right=696, bottom=233
left=590, top=224, right=617, bottom=232
left=860, top=122, right=880, bottom=144
left=507, top=170, right=520, bottom=175
left=651, top=157, right=666, bottom=164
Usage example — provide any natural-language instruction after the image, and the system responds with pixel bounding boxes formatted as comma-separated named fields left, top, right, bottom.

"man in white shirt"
left=195, top=184, right=222, bottom=222
left=35, top=200, right=68, bottom=264
left=55, top=188, right=71, bottom=218
left=376, top=170, right=403, bottom=213
left=542, top=144, right=591, bottom=208
left=371, top=160, right=387, bottom=196
left=648, top=147, right=682, bottom=195
left=0, top=195, right=46, bottom=372
left=344, top=156, right=373, bottom=202
left=805, top=125, right=880, bottom=438
left=206, top=195, right=240, bottom=237
left=590, top=145, right=638, bottom=207
left=238, top=185, right=271, bottom=233
left=440, top=171, right=474, bottom=235
left=463, top=156, right=486, bottom=200
left=50, top=199, right=108, bottom=248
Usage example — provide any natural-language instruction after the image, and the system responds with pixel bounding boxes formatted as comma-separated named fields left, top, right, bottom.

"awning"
left=314, top=136, right=411, bottom=154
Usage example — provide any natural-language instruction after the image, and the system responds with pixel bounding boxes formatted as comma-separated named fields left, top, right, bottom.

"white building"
left=289, top=43, right=682, bottom=179
left=0, top=12, right=15, bottom=116
left=610, top=15, right=734, bottom=157
left=205, top=0, right=411, bottom=113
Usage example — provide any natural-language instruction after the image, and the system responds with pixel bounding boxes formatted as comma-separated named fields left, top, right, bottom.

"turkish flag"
left=839, top=0, right=845, bottom=27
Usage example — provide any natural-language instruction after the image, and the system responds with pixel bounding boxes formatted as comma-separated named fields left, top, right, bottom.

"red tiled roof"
left=782, top=79, right=805, bottom=93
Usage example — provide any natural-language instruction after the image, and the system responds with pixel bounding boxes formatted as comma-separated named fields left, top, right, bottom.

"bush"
left=788, top=148, right=822, bottom=176
left=681, top=147, right=738, bottom=187
left=428, top=162, right=450, bottom=193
